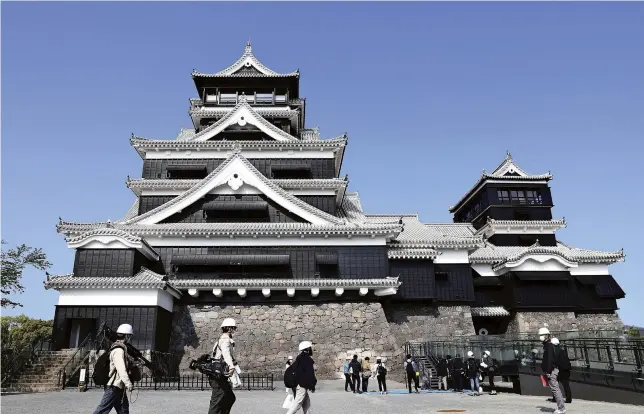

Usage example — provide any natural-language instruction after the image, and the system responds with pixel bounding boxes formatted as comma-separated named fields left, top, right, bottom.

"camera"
left=189, top=354, right=229, bottom=378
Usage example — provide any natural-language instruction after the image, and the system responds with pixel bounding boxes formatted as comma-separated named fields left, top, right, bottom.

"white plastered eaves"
left=126, top=178, right=348, bottom=195
left=122, top=152, right=345, bottom=226
left=65, top=227, right=160, bottom=261
left=181, top=97, right=298, bottom=142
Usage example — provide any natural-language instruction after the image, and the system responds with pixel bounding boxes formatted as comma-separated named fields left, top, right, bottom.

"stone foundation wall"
left=169, top=302, right=474, bottom=380
left=506, top=311, right=624, bottom=336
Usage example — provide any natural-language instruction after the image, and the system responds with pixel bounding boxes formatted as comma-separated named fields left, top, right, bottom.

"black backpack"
left=405, top=361, right=416, bottom=375
left=377, top=364, right=387, bottom=376
left=284, top=357, right=298, bottom=389
left=93, top=343, right=127, bottom=386
left=557, top=347, right=571, bottom=370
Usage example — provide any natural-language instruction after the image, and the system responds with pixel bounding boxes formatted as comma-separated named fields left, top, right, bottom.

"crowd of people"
left=88, top=321, right=572, bottom=414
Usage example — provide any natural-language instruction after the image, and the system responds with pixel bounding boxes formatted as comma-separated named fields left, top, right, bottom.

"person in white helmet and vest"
left=208, top=318, right=237, bottom=414
left=539, top=327, right=566, bottom=414
left=285, top=340, right=317, bottom=414
left=93, top=324, right=134, bottom=414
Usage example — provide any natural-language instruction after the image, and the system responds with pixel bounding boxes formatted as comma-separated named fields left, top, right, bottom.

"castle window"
left=525, top=190, right=543, bottom=205
left=498, top=190, right=511, bottom=203
left=497, top=189, right=542, bottom=205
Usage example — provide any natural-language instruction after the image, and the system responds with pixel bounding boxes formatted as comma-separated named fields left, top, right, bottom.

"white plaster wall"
left=471, top=263, right=495, bottom=276
left=434, top=249, right=470, bottom=264
left=569, top=263, right=610, bottom=275
left=58, top=289, right=174, bottom=312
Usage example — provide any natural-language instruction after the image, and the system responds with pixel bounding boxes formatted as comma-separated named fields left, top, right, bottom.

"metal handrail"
left=57, top=332, right=97, bottom=389
left=1, top=340, right=52, bottom=386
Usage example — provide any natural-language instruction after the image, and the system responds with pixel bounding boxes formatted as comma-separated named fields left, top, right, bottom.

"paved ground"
left=2, top=380, right=642, bottom=414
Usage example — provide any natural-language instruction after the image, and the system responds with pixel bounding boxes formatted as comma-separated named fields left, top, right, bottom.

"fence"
left=72, top=372, right=274, bottom=391
left=1, top=340, right=53, bottom=386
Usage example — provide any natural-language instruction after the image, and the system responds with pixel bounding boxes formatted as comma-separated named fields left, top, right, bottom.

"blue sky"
left=2, top=2, right=643, bottom=326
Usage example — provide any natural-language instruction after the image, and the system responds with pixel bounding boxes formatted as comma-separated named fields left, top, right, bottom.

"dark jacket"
left=294, top=352, right=317, bottom=391
left=541, top=341, right=557, bottom=374
left=348, top=359, right=361, bottom=376
left=465, top=357, right=479, bottom=378
left=555, top=345, right=571, bottom=371
left=452, top=357, right=464, bottom=373
left=436, top=358, right=449, bottom=376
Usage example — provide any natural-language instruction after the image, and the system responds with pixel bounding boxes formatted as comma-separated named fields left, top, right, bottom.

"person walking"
left=452, top=354, right=465, bottom=392
left=480, top=350, right=498, bottom=395
left=93, top=324, right=134, bottom=414
left=465, top=351, right=480, bottom=396
left=446, top=355, right=454, bottom=390
left=373, top=357, right=388, bottom=394
left=552, top=338, right=572, bottom=404
left=436, top=356, right=449, bottom=390
left=404, top=355, right=419, bottom=393
left=342, top=357, right=353, bottom=392
left=285, top=356, right=294, bottom=371
left=208, top=318, right=237, bottom=414
left=361, top=357, right=372, bottom=392
left=348, top=355, right=362, bottom=394
left=540, top=327, right=566, bottom=414
left=286, top=341, right=317, bottom=414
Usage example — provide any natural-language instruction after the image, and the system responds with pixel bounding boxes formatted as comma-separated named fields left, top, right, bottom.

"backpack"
left=405, top=361, right=415, bottom=375
left=93, top=343, right=127, bottom=386
left=377, top=364, right=387, bottom=376
left=284, top=357, right=298, bottom=389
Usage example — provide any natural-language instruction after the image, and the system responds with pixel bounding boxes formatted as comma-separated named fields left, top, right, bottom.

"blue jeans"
left=93, top=386, right=129, bottom=414
left=469, top=376, right=480, bottom=392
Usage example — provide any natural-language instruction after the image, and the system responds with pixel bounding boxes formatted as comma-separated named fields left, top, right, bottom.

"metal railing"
left=1, top=340, right=53, bottom=386
left=58, top=332, right=98, bottom=389
left=74, top=372, right=274, bottom=391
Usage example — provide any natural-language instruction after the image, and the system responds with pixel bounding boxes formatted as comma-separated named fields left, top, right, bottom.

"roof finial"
left=534, top=238, right=540, bottom=247
left=245, top=39, right=252, bottom=54
left=506, top=150, right=512, bottom=160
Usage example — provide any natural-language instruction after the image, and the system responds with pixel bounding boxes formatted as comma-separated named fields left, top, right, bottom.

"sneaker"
left=554, top=410, right=566, bottom=414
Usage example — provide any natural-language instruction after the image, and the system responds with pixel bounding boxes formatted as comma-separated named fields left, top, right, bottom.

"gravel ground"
left=2, top=380, right=642, bottom=414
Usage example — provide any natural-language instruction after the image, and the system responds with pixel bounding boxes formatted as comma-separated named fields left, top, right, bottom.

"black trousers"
left=488, top=374, right=496, bottom=391
left=208, top=377, right=236, bottom=414
left=352, top=374, right=361, bottom=392
left=453, top=373, right=463, bottom=391
left=407, top=374, right=419, bottom=392
left=344, top=373, right=353, bottom=391
left=377, top=375, right=387, bottom=392
left=559, top=370, right=572, bottom=402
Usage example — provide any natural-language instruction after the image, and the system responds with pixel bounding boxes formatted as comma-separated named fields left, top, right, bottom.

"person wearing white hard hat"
left=208, top=318, right=238, bottom=414
left=548, top=338, right=572, bottom=405
left=539, top=327, right=566, bottom=414
left=480, top=350, right=498, bottom=395
left=92, top=324, right=134, bottom=414
left=285, top=341, right=316, bottom=414
left=465, top=351, right=481, bottom=396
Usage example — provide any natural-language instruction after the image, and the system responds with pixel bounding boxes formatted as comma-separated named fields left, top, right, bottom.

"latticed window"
left=497, top=189, right=543, bottom=205
left=497, top=190, right=511, bottom=203
left=525, top=190, right=543, bottom=205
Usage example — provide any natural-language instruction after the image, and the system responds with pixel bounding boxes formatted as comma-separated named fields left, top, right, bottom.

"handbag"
left=206, top=342, right=230, bottom=379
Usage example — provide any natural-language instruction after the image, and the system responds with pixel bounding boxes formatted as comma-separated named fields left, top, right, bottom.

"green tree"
left=0, top=315, right=53, bottom=352
left=1, top=240, right=52, bottom=308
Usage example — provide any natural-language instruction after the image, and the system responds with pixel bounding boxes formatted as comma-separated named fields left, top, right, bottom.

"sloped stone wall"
left=506, top=311, right=624, bottom=336
left=169, top=302, right=474, bottom=379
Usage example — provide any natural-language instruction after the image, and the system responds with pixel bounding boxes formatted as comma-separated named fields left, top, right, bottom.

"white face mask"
left=539, top=335, right=546, bottom=342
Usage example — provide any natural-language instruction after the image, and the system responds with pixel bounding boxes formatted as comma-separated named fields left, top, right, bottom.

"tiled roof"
left=339, top=192, right=371, bottom=224
left=476, top=218, right=567, bottom=236
left=449, top=153, right=553, bottom=213
left=471, top=307, right=510, bottom=317
left=189, top=106, right=300, bottom=121
left=44, top=268, right=181, bottom=296
left=126, top=177, right=348, bottom=195
left=176, top=128, right=196, bottom=140
left=66, top=227, right=141, bottom=244
left=388, top=247, right=439, bottom=260
left=301, top=128, right=321, bottom=141
left=182, top=97, right=299, bottom=142
left=123, top=152, right=345, bottom=226
left=171, top=276, right=401, bottom=289
left=367, top=215, right=483, bottom=249
left=192, top=42, right=299, bottom=78
left=470, top=240, right=625, bottom=268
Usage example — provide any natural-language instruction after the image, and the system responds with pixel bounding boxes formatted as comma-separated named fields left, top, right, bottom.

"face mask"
left=539, top=335, right=546, bottom=342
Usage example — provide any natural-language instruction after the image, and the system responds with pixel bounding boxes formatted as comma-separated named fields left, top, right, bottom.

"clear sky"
left=1, top=2, right=643, bottom=326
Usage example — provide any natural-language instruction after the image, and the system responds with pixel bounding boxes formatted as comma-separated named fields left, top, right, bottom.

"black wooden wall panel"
left=433, top=264, right=475, bottom=302
left=295, top=196, right=337, bottom=216
left=52, top=306, right=160, bottom=350
left=488, top=234, right=557, bottom=247
left=142, top=158, right=336, bottom=180
left=389, top=260, right=435, bottom=300
left=74, top=249, right=135, bottom=278
left=157, top=246, right=388, bottom=280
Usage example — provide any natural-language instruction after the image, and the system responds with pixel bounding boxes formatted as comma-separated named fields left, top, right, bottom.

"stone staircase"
left=1, top=349, right=77, bottom=393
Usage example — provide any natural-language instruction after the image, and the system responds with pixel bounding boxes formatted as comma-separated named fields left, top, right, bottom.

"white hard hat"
left=467, top=351, right=474, bottom=357
left=480, top=362, right=488, bottom=368
left=484, top=350, right=491, bottom=357
left=298, top=341, right=313, bottom=351
left=288, top=356, right=293, bottom=360
left=221, top=318, right=236, bottom=328
left=551, top=338, right=560, bottom=345
left=116, top=324, right=134, bottom=335
left=538, top=327, right=550, bottom=336
left=346, top=356, right=351, bottom=360
left=531, top=349, right=538, bottom=354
